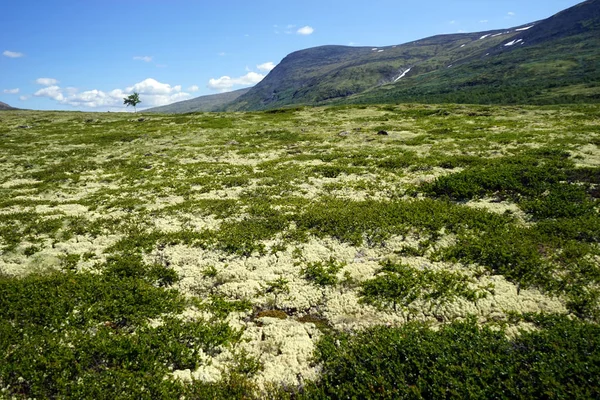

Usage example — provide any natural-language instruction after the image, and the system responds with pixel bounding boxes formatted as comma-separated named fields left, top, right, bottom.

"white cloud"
left=188, top=85, right=199, bottom=92
left=33, top=78, right=192, bottom=110
left=19, top=95, right=28, bottom=101
left=449, top=20, right=456, bottom=25
left=36, top=78, right=59, bottom=86
left=507, top=11, right=515, bottom=16
left=480, top=20, right=489, bottom=23
left=207, top=72, right=264, bottom=92
left=218, top=52, right=226, bottom=56
left=3, top=50, right=24, bottom=58
left=297, top=26, right=314, bottom=35
left=34, top=85, right=64, bottom=102
left=133, top=56, right=152, bottom=62
left=257, top=61, right=276, bottom=72
left=126, top=78, right=182, bottom=95
left=3, top=88, right=19, bottom=94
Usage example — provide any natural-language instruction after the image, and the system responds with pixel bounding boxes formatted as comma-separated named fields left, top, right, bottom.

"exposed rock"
left=377, top=130, right=389, bottom=135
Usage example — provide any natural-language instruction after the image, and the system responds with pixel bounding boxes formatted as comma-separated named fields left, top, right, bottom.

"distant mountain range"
left=144, top=87, right=250, bottom=113
left=150, top=0, right=600, bottom=113
left=0, top=101, right=17, bottom=111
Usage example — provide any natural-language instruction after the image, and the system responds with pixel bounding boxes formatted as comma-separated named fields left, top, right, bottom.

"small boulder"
left=137, top=117, right=146, bottom=122
left=227, top=140, right=240, bottom=145
left=17, top=125, right=31, bottom=129
left=338, top=131, right=349, bottom=137
left=377, top=130, right=389, bottom=136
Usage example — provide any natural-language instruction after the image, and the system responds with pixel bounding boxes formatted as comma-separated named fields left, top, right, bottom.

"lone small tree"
left=123, top=92, right=141, bottom=113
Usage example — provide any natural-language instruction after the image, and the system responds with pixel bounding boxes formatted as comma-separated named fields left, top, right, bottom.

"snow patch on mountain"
left=394, top=68, right=412, bottom=82
left=504, top=39, right=523, bottom=46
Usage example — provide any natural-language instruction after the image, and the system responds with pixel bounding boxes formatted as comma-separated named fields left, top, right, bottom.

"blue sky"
left=1, top=0, right=583, bottom=111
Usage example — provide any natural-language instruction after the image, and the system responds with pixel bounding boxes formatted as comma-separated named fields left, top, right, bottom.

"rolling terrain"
left=1, top=104, right=599, bottom=397
left=221, top=0, right=599, bottom=111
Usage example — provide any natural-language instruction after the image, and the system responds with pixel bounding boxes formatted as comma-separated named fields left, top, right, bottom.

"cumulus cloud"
left=34, top=86, right=64, bottom=102
left=19, top=95, right=28, bottom=101
left=36, top=78, right=59, bottom=86
left=188, top=85, right=200, bottom=92
left=126, top=78, right=182, bottom=95
left=257, top=62, right=276, bottom=72
left=33, top=78, right=192, bottom=110
left=508, top=11, right=515, bottom=16
left=3, top=88, right=19, bottom=94
left=297, top=26, right=314, bottom=35
left=3, top=50, right=24, bottom=58
left=207, top=72, right=264, bottom=92
left=133, top=56, right=153, bottom=62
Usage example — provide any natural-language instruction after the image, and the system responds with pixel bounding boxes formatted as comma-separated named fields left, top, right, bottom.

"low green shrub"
left=359, top=261, right=483, bottom=312
left=302, top=317, right=600, bottom=399
left=300, top=258, right=345, bottom=287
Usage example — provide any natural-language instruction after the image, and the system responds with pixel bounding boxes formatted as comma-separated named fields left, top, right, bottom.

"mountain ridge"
left=0, top=101, right=17, bottom=111
left=149, top=0, right=599, bottom=113
left=226, top=0, right=599, bottom=110
left=144, top=87, right=250, bottom=113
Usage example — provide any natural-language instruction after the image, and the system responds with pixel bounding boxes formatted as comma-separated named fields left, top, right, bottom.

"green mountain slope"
left=144, top=87, right=250, bottom=113
left=227, top=0, right=600, bottom=110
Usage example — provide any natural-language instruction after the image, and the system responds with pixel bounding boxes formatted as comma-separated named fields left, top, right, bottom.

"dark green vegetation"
left=302, top=316, right=600, bottom=399
left=359, top=261, right=485, bottom=312
left=0, top=103, right=599, bottom=398
left=0, top=255, right=257, bottom=398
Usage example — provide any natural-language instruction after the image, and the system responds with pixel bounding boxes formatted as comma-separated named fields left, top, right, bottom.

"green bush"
left=359, top=261, right=483, bottom=312
left=301, top=258, right=345, bottom=287
left=302, top=317, right=600, bottom=399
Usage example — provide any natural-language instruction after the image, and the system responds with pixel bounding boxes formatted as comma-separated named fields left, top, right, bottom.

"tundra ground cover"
left=1, top=104, right=599, bottom=398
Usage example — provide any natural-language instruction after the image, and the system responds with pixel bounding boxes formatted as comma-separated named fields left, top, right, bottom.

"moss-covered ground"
left=1, top=104, right=599, bottom=398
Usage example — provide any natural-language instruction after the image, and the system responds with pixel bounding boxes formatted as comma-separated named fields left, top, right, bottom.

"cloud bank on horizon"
left=29, top=59, right=276, bottom=110
left=33, top=78, right=193, bottom=110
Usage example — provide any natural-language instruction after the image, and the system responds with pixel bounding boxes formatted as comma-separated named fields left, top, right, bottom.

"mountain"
left=144, top=87, right=250, bottom=113
left=0, top=101, right=17, bottom=111
left=226, top=0, right=600, bottom=110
